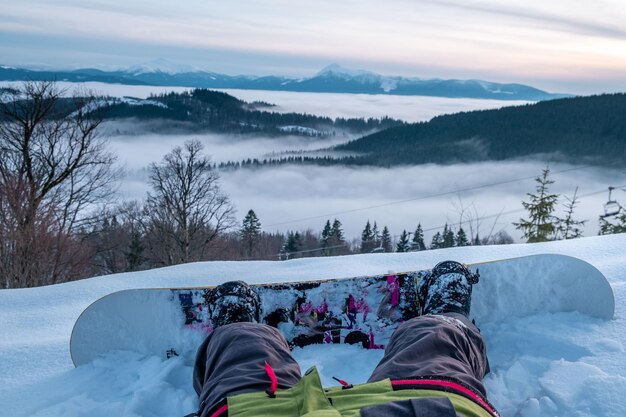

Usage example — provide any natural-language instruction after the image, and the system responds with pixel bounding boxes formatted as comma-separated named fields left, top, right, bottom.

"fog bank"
left=112, top=139, right=621, bottom=244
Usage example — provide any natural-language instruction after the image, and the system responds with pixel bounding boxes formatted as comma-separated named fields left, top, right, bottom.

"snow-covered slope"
left=1, top=234, right=625, bottom=417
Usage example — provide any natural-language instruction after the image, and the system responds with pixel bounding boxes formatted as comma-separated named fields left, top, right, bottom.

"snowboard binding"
left=418, top=260, right=480, bottom=317
left=206, top=281, right=261, bottom=328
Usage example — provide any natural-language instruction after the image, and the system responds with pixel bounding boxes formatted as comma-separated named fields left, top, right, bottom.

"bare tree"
left=0, top=81, right=118, bottom=288
left=481, top=230, right=515, bottom=245
left=144, top=140, right=235, bottom=266
left=556, top=187, right=586, bottom=239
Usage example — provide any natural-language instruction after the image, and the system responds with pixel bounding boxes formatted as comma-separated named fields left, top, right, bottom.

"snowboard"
left=70, top=254, right=615, bottom=367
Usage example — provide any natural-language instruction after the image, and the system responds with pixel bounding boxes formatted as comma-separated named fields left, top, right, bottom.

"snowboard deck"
left=70, top=254, right=614, bottom=367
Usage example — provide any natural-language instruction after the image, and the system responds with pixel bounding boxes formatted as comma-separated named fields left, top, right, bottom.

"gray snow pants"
left=193, top=313, right=490, bottom=417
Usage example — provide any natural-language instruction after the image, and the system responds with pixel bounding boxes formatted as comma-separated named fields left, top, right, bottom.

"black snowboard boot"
left=206, top=281, right=261, bottom=329
left=418, top=260, right=480, bottom=317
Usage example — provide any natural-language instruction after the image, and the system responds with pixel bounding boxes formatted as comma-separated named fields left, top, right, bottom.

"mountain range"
left=0, top=60, right=568, bottom=101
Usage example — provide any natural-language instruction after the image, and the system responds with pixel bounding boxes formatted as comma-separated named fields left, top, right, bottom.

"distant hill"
left=87, top=89, right=404, bottom=136
left=333, top=93, right=626, bottom=166
left=0, top=61, right=568, bottom=101
left=0, top=65, right=149, bottom=85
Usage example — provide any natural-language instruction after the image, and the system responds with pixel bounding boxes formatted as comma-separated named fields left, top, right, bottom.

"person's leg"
left=367, top=313, right=489, bottom=396
left=369, top=260, right=489, bottom=398
left=193, top=322, right=302, bottom=417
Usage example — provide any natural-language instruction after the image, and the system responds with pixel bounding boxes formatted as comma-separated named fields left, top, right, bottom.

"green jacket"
left=221, top=367, right=497, bottom=417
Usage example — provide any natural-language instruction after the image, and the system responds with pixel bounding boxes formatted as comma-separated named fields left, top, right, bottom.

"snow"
left=119, top=96, right=168, bottom=108
left=278, top=125, right=323, bottom=135
left=124, top=59, right=201, bottom=75
left=379, top=77, right=398, bottom=92
left=317, top=63, right=376, bottom=78
left=1, top=234, right=626, bottom=416
left=68, top=97, right=168, bottom=118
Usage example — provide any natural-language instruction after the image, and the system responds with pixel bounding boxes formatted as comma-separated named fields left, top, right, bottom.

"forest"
left=224, top=93, right=626, bottom=169
left=96, top=89, right=404, bottom=135
left=339, top=93, right=626, bottom=166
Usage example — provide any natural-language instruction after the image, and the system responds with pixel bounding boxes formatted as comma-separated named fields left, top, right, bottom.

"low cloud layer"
left=111, top=130, right=620, bottom=244
left=218, top=89, right=528, bottom=123
left=218, top=162, right=618, bottom=243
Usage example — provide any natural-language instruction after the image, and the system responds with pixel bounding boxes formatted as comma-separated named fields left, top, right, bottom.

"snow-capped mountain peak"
left=316, top=63, right=376, bottom=78
left=125, top=58, right=201, bottom=75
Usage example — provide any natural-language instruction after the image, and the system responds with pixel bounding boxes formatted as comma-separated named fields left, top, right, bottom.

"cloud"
left=105, top=135, right=617, bottom=244
left=1, top=1, right=626, bottom=93
left=217, top=161, right=615, bottom=243
left=218, top=89, right=530, bottom=123
left=108, top=131, right=356, bottom=167
left=427, top=0, right=626, bottom=41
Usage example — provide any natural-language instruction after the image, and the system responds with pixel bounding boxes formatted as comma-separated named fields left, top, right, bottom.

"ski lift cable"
left=265, top=165, right=593, bottom=228
left=424, top=184, right=626, bottom=232
left=263, top=183, right=626, bottom=260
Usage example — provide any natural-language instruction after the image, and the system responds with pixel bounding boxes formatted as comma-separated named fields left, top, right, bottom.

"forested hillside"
left=95, top=89, right=403, bottom=135
left=332, top=93, right=626, bottom=166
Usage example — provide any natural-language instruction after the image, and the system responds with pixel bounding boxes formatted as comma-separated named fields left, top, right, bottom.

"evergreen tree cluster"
left=428, top=224, right=470, bottom=249
left=218, top=155, right=365, bottom=170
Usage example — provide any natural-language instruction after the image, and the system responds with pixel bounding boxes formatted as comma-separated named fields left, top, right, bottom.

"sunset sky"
left=1, top=0, right=625, bottom=94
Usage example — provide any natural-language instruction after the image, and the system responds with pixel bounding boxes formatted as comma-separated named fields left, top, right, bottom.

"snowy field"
left=1, top=234, right=625, bottom=417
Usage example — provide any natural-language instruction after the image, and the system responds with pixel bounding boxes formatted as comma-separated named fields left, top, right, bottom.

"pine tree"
left=322, top=219, right=346, bottom=256
left=599, top=213, right=626, bottom=235
left=372, top=222, right=381, bottom=248
left=514, top=167, right=559, bottom=243
left=321, top=220, right=332, bottom=255
left=331, top=219, right=344, bottom=243
left=456, top=227, right=469, bottom=246
left=240, top=209, right=262, bottom=257
left=360, top=220, right=375, bottom=253
left=556, top=188, right=586, bottom=239
left=126, top=230, right=144, bottom=271
left=473, top=234, right=481, bottom=245
left=430, top=232, right=443, bottom=249
left=412, top=223, right=426, bottom=251
left=381, top=226, right=392, bottom=252
left=284, top=231, right=302, bottom=254
left=396, top=230, right=411, bottom=252
left=442, top=224, right=455, bottom=248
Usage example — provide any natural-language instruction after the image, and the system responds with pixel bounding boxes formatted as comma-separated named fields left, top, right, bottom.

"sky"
left=1, top=0, right=626, bottom=94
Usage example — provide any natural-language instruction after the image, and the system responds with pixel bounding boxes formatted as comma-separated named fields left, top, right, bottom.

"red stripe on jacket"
left=392, top=379, right=499, bottom=417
